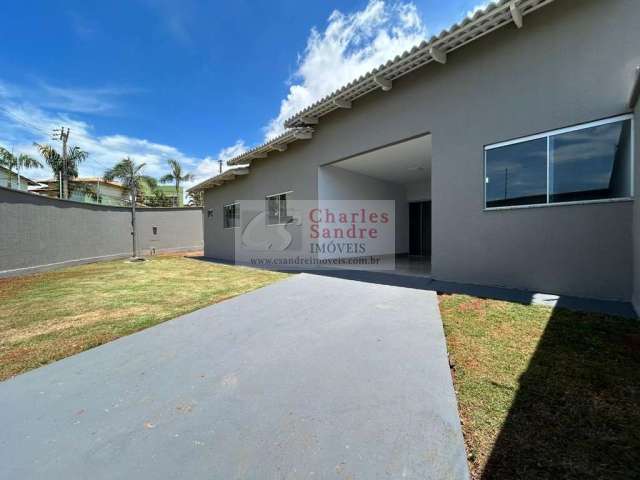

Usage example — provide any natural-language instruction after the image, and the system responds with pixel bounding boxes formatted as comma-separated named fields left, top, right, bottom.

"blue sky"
left=0, top=0, right=486, bottom=186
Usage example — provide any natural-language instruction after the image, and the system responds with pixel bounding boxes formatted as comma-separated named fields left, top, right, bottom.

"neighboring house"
left=190, top=0, right=640, bottom=311
left=32, top=178, right=128, bottom=206
left=143, top=184, right=184, bottom=207
left=0, top=166, right=40, bottom=191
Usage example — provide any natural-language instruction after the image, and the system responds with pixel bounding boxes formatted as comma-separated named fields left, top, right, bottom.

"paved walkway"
left=0, top=273, right=468, bottom=479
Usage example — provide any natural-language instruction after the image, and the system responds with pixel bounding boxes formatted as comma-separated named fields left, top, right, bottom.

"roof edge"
left=284, top=0, right=554, bottom=128
left=188, top=166, right=250, bottom=193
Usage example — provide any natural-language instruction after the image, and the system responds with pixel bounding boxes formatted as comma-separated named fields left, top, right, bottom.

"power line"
left=0, top=106, right=54, bottom=138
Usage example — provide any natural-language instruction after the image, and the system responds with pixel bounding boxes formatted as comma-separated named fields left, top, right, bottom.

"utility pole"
left=52, top=127, right=70, bottom=199
left=218, top=159, right=223, bottom=174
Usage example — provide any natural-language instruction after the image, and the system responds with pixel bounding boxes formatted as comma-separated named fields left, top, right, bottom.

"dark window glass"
left=279, top=195, right=292, bottom=224
left=266, top=193, right=291, bottom=225
left=224, top=203, right=237, bottom=228
left=485, top=137, right=548, bottom=208
left=549, top=120, right=632, bottom=203
left=266, top=196, right=280, bottom=225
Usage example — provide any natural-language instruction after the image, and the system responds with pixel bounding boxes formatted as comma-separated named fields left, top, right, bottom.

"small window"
left=485, top=115, right=633, bottom=209
left=223, top=202, right=239, bottom=228
left=265, top=192, right=292, bottom=225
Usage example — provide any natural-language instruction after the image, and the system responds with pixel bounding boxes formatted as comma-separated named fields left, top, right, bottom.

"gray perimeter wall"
left=203, top=0, right=639, bottom=301
left=0, top=186, right=203, bottom=276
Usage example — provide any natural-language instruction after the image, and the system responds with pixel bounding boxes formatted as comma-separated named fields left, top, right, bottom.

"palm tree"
left=33, top=143, right=88, bottom=199
left=34, top=143, right=63, bottom=196
left=0, top=147, right=43, bottom=189
left=187, top=190, right=203, bottom=207
left=160, top=159, right=194, bottom=207
left=103, top=157, right=157, bottom=259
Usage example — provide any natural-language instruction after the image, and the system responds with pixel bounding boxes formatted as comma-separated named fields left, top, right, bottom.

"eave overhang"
left=187, top=167, right=250, bottom=193
left=226, top=127, right=314, bottom=166
left=284, top=0, right=553, bottom=128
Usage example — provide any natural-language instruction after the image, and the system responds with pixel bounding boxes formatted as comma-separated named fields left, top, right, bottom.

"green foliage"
left=0, top=146, right=43, bottom=188
left=160, top=158, right=194, bottom=206
left=187, top=190, right=203, bottom=207
left=103, top=157, right=156, bottom=204
left=144, top=188, right=174, bottom=207
left=33, top=143, right=87, bottom=180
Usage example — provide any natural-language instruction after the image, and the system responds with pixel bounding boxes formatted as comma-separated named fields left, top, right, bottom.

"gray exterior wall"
left=634, top=98, right=640, bottom=312
left=0, top=186, right=203, bottom=276
left=204, top=0, right=639, bottom=301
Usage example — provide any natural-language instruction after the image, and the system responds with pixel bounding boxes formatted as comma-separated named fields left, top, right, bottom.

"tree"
left=0, top=147, right=43, bottom=189
left=160, top=158, right=194, bottom=207
left=144, top=189, right=173, bottom=207
left=33, top=143, right=88, bottom=199
left=104, top=157, right=157, bottom=259
left=187, top=190, right=203, bottom=207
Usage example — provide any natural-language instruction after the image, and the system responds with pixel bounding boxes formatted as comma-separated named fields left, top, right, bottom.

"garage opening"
left=318, top=134, right=431, bottom=277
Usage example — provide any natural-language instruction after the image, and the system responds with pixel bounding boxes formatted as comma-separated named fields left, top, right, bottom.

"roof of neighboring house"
left=35, top=177, right=127, bottom=190
left=0, top=165, right=41, bottom=186
left=188, top=167, right=250, bottom=193
left=206, top=0, right=556, bottom=184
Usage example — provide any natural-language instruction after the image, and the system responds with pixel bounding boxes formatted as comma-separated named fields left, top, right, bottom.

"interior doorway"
left=409, top=201, right=431, bottom=257
left=317, top=133, right=432, bottom=277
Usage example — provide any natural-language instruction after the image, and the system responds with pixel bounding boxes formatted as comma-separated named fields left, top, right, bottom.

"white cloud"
left=191, top=140, right=247, bottom=179
left=0, top=85, right=202, bottom=185
left=37, top=83, right=134, bottom=114
left=0, top=77, right=246, bottom=200
left=1, top=0, right=433, bottom=188
left=0, top=79, right=134, bottom=115
left=218, top=140, right=248, bottom=162
left=466, top=1, right=495, bottom=18
left=263, top=0, right=427, bottom=140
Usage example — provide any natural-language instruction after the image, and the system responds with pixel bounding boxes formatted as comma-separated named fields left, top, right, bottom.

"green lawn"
left=0, top=255, right=288, bottom=381
left=439, top=294, right=640, bottom=479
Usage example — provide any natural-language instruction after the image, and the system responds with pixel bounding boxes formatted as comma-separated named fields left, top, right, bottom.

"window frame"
left=223, top=202, right=239, bottom=229
left=483, top=114, right=635, bottom=211
left=265, top=190, right=293, bottom=226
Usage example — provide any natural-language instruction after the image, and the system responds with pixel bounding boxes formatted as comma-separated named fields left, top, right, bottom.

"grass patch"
left=439, top=294, right=640, bottom=479
left=0, top=255, right=288, bottom=381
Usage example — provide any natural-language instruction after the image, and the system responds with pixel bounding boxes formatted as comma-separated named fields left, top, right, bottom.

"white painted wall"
left=318, top=166, right=410, bottom=254
left=405, top=180, right=431, bottom=202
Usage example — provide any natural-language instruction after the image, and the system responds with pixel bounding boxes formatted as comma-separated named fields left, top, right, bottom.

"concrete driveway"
left=0, top=273, right=468, bottom=479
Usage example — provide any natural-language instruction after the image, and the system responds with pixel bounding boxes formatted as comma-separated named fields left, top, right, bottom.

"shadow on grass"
left=481, top=308, right=640, bottom=479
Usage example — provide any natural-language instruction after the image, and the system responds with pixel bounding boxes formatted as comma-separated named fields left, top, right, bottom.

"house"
left=0, top=166, right=40, bottom=191
left=32, top=178, right=128, bottom=206
left=190, top=0, right=640, bottom=312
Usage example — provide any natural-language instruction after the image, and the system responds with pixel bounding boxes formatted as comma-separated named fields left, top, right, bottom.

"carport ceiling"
left=331, top=135, right=431, bottom=185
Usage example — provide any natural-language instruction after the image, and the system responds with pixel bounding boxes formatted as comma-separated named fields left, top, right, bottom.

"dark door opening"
left=409, top=201, right=431, bottom=257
